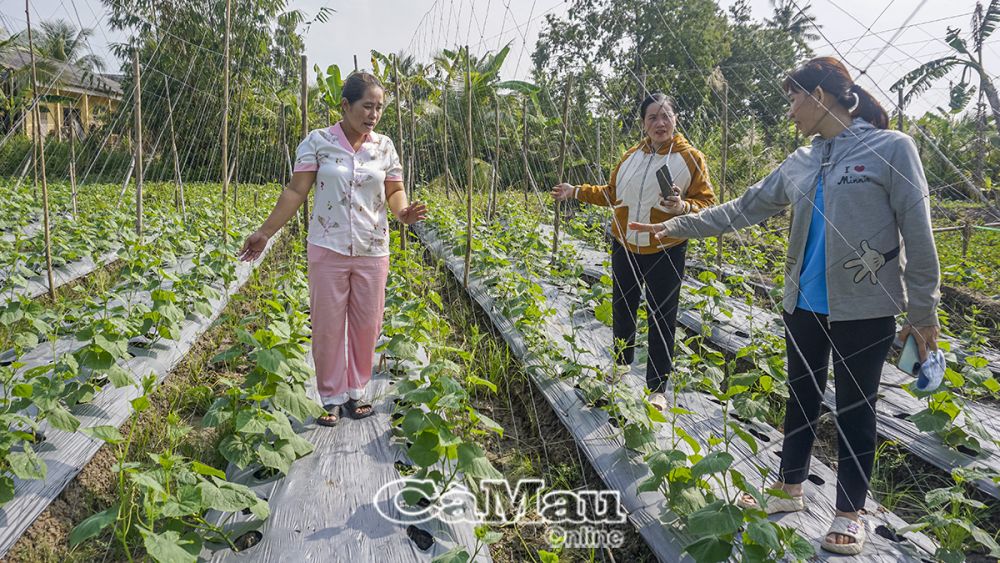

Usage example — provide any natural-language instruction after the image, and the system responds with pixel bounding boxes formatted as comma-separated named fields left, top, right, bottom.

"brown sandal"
left=317, top=404, right=341, bottom=427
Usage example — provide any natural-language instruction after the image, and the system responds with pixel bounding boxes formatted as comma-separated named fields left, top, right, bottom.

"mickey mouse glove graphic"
left=843, top=240, right=900, bottom=284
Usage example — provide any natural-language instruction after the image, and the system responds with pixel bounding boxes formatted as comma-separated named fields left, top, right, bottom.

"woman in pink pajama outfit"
left=239, top=72, right=426, bottom=426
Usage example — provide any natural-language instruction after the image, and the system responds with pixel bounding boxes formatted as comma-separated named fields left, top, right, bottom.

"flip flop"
left=344, top=398, right=375, bottom=420
left=316, top=404, right=341, bottom=427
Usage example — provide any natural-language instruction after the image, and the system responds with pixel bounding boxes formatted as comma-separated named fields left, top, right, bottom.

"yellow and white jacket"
left=576, top=133, right=716, bottom=254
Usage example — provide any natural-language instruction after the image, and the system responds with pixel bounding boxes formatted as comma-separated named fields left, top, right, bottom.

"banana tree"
left=893, top=1, right=999, bottom=201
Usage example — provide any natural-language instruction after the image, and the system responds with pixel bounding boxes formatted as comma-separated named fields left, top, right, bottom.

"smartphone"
left=655, top=164, right=675, bottom=200
left=897, top=334, right=921, bottom=376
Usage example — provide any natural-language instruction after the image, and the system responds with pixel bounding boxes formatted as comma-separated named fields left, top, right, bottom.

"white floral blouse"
left=293, top=122, right=404, bottom=257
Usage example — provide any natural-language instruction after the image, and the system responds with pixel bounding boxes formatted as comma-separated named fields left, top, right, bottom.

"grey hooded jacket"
left=661, top=118, right=940, bottom=326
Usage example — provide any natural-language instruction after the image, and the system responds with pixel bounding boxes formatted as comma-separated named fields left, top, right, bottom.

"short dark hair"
left=640, top=92, right=675, bottom=120
left=342, top=71, right=384, bottom=104
left=783, top=57, right=888, bottom=129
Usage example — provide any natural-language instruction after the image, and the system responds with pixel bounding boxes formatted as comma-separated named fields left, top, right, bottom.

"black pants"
left=611, top=241, right=686, bottom=393
left=780, top=307, right=895, bottom=513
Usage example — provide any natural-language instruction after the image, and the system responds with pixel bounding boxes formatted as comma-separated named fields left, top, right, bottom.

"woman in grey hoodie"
left=630, top=57, right=940, bottom=555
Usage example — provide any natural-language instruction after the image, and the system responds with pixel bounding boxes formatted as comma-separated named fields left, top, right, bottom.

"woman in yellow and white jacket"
left=552, top=93, right=716, bottom=408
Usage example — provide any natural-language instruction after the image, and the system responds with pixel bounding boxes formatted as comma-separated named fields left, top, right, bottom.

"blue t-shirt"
left=796, top=176, right=829, bottom=314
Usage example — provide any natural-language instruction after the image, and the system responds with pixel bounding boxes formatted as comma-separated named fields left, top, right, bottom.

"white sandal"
left=648, top=392, right=668, bottom=411
left=736, top=490, right=805, bottom=514
left=821, top=515, right=866, bottom=555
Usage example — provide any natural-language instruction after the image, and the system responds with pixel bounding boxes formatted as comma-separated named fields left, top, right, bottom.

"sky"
left=0, top=0, right=996, bottom=116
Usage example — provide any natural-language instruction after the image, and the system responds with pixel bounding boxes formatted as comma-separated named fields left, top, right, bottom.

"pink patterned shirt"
left=293, top=122, right=403, bottom=257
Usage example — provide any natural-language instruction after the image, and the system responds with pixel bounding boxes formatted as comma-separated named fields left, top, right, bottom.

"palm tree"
left=35, top=19, right=105, bottom=74
left=767, top=0, right=820, bottom=53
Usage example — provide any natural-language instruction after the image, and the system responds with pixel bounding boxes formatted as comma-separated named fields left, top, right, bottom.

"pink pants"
left=307, top=243, right=389, bottom=405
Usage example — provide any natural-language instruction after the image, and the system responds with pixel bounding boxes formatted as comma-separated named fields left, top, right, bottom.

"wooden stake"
left=393, top=58, right=407, bottom=251
left=488, top=98, right=499, bottom=221
left=300, top=54, right=309, bottom=234
left=133, top=48, right=144, bottom=237
left=25, top=0, right=55, bottom=301
left=221, top=0, right=231, bottom=243
left=463, top=47, right=473, bottom=288
left=552, top=77, right=573, bottom=260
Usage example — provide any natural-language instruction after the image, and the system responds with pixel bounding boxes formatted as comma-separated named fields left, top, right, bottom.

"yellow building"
left=1, top=50, right=122, bottom=140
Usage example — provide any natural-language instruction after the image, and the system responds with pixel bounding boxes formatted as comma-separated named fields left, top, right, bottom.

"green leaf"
left=691, top=451, right=733, bottom=480
left=210, top=345, right=243, bottom=365
left=909, top=408, right=951, bottom=433
left=256, top=348, right=285, bottom=374
left=684, top=536, right=733, bottom=562
left=457, top=442, right=503, bottom=479
left=142, top=529, right=197, bottom=563
left=191, top=461, right=227, bottom=480
left=257, top=442, right=294, bottom=474
left=0, top=475, right=14, bottom=505
left=787, top=530, right=816, bottom=559
left=624, top=424, right=657, bottom=454
left=8, top=446, right=46, bottom=480
left=408, top=431, right=441, bottom=467
left=69, top=504, right=119, bottom=547
left=466, top=375, right=497, bottom=393
left=46, top=405, right=81, bottom=433
left=431, top=547, right=471, bottom=563
left=274, top=382, right=326, bottom=421
left=106, top=364, right=133, bottom=388
left=81, top=425, right=125, bottom=445
left=746, top=520, right=780, bottom=551
left=687, top=501, right=742, bottom=538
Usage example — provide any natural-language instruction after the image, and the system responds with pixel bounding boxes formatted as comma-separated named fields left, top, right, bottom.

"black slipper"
left=316, top=404, right=341, bottom=427
left=343, top=398, right=374, bottom=420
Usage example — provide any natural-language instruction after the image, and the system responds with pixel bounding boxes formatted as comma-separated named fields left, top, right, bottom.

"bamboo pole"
left=408, top=86, right=416, bottom=199
left=521, top=96, right=530, bottom=207
left=443, top=82, right=450, bottom=198
left=489, top=98, right=499, bottom=221
left=300, top=54, right=309, bottom=235
left=221, top=0, right=231, bottom=243
left=394, top=58, right=407, bottom=251
left=962, top=220, right=972, bottom=259
left=552, top=77, right=573, bottom=260
left=164, top=76, right=185, bottom=219
left=717, top=80, right=728, bottom=271
left=596, top=120, right=603, bottom=184
left=25, top=0, right=55, bottom=301
left=133, top=49, right=144, bottom=237
left=897, top=88, right=905, bottom=131
left=463, top=47, right=473, bottom=288
left=69, top=109, right=78, bottom=219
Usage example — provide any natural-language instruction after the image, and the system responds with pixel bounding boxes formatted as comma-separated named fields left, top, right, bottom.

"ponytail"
left=784, top=57, right=890, bottom=130
left=839, top=84, right=888, bottom=130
